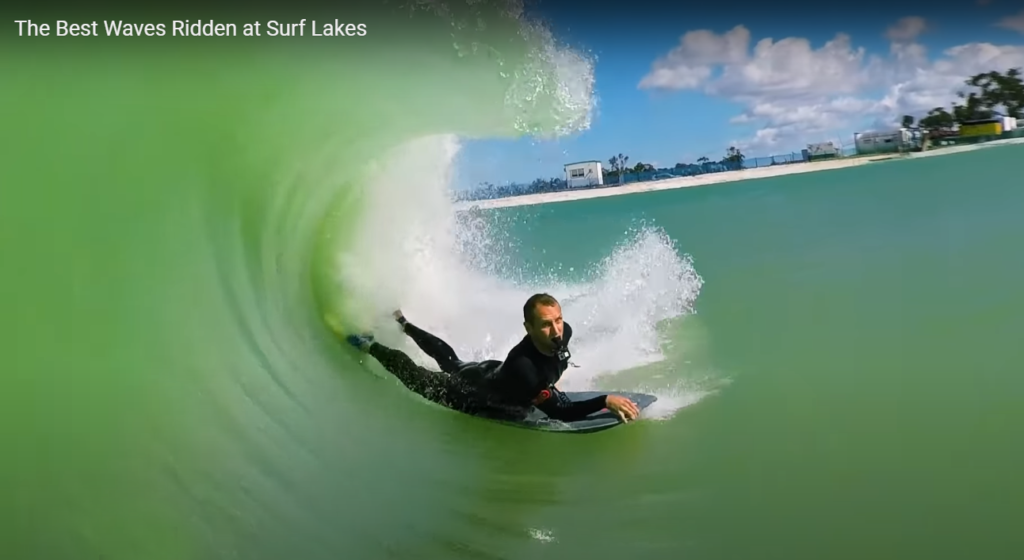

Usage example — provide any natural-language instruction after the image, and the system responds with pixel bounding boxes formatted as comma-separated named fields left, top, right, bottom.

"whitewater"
left=330, top=134, right=707, bottom=411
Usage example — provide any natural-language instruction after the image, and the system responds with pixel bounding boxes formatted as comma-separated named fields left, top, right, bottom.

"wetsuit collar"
left=530, top=338, right=556, bottom=356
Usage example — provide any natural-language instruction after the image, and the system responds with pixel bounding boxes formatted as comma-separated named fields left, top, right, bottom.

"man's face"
left=525, top=303, right=564, bottom=353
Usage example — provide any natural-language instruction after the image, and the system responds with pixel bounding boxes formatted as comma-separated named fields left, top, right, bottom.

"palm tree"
left=608, top=153, right=630, bottom=184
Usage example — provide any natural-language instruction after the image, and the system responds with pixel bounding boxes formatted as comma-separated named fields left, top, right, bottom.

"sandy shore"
left=453, top=137, right=1024, bottom=211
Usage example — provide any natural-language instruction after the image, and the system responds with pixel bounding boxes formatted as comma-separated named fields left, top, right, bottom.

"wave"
left=0, top=0, right=708, bottom=557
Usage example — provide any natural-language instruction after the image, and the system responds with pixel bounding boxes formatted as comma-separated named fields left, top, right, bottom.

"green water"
left=491, top=145, right=1024, bottom=558
left=3, top=0, right=1023, bottom=556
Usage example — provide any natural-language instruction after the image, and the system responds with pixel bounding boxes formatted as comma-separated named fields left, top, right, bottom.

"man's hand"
left=605, top=395, right=640, bottom=422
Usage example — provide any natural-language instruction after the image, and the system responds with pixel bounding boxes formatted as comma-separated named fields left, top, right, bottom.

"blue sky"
left=452, top=0, right=1024, bottom=189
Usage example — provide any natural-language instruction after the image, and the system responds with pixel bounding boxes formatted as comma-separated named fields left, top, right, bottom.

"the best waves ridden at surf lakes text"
left=13, top=19, right=368, bottom=37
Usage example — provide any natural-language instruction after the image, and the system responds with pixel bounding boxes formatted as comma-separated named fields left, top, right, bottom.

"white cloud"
left=997, top=9, right=1024, bottom=33
left=710, top=33, right=875, bottom=101
left=639, top=25, right=873, bottom=98
left=637, top=25, right=749, bottom=90
left=638, top=18, right=1024, bottom=154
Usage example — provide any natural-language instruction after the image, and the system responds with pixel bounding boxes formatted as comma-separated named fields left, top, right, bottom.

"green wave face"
left=0, top=2, right=600, bottom=557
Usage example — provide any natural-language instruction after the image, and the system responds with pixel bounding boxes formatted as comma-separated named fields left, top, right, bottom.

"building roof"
left=855, top=130, right=903, bottom=138
left=563, top=160, right=602, bottom=167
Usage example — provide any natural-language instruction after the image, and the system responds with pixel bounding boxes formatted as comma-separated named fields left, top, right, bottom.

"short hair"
left=523, top=293, right=560, bottom=325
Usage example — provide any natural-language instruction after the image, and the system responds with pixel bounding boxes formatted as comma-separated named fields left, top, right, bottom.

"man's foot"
left=393, top=310, right=407, bottom=326
left=346, top=333, right=375, bottom=351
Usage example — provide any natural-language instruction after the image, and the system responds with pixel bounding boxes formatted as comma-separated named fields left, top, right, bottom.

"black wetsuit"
left=367, top=321, right=608, bottom=422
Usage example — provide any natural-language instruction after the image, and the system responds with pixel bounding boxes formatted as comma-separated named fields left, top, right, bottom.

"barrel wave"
left=1, top=1, right=711, bottom=558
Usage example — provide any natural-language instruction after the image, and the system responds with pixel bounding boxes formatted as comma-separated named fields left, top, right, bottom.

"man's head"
left=523, top=293, right=563, bottom=355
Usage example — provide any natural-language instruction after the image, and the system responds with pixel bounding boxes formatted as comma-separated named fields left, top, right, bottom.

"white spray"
left=334, top=133, right=711, bottom=419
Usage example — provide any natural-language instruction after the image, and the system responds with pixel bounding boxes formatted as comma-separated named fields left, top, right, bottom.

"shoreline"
left=453, top=137, right=1024, bottom=211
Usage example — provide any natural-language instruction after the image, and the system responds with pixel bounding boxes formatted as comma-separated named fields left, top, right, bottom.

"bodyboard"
left=514, top=391, right=658, bottom=434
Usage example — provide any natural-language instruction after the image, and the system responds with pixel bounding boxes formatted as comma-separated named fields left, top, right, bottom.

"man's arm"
left=497, top=354, right=635, bottom=423
left=535, top=389, right=607, bottom=422
left=499, top=358, right=606, bottom=422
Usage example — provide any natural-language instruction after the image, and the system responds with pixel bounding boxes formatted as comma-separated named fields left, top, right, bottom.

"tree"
left=963, top=68, right=1024, bottom=118
left=953, top=90, right=993, bottom=121
left=901, top=115, right=915, bottom=128
left=608, top=153, right=630, bottom=184
left=916, top=68, right=1023, bottom=133
left=919, top=107, right=955, bottom=133
left=721, top=146, right=745, bottom=165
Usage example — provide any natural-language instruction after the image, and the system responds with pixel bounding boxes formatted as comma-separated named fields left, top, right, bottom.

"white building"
left=854, top=128, right=913, bottom=155
left=805, top=141, right=839, bottom=160
left=563, top=160, right=603, bottom=189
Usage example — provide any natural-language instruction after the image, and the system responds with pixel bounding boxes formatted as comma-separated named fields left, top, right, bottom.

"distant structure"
left=854, top=128, right=913, bottom=155
left=563, top=160, right=603, bottom=189
left=803, top=141, right=840, bottom=162
left=959, top=118, right=1004, bottom=138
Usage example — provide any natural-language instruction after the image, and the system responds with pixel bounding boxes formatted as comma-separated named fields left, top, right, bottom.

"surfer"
left=342, top=294, right=641, bottom=424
